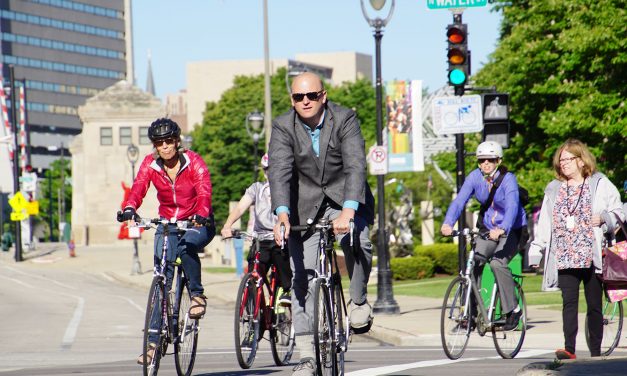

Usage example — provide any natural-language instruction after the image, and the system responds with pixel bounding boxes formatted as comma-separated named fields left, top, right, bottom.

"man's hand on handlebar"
left=332, top=208, right=355, bottom=236
left=274, top=213, right=290, bottom=247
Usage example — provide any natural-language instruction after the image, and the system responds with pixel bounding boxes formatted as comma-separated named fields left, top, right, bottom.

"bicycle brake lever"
left=349, top=218, right=355, bottom=248
left=280, top=223, right=286, bottom=250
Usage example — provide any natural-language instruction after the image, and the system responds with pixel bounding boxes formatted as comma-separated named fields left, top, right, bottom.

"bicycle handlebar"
left=290, top=218, right=355, bottom=247
left=222, top=229, right=256, bottom=240
left=446, top=228, right=490, bottom=239
left=130, top=217, right=194, bottom=231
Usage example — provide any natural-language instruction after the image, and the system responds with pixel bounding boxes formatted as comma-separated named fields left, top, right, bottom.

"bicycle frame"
left=460, top=243, right=499, bottom=331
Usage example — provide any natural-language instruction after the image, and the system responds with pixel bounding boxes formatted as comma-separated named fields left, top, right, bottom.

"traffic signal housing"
left=481, top=93, right=510, bottom=148
left=447, top=23, right=469, bottom=96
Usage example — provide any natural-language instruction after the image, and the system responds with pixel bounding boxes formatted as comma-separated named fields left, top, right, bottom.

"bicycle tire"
left=234, top=273, right=259, bottom=369
left=585, top=293, right=623, bottom=356
left=333, top=275, right=346, bottom=376
left=143, top=276, right=167, bottom=376
left=174, top=275, right=198, bottom=376
left=270, top=287, right=295, bottom=366
left=440, top=276, right=471, bottom=360
left=313, top=278, right=337, bottom=376
left=492, top=283, right=527, bottom=359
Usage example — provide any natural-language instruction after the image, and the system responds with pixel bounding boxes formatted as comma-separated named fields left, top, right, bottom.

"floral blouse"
left=552, top=180, right=594, bottom=270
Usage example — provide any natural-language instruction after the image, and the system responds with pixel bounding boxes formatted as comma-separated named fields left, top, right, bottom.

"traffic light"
left=446, top=22, right=469, bottom=96
left=481, top=93, right=510, bottom=148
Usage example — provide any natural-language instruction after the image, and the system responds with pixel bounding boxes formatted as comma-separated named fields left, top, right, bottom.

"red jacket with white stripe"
left=124, top=150, right=212, bottom=220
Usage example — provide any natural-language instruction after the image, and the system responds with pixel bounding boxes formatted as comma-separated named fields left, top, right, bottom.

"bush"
left=414, top=243, right=458, bottom=275
left=390, top=256, right=434, bottom=280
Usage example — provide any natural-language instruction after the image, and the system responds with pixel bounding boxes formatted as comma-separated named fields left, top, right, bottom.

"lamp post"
left=361, top=0, right=399, bottom=315
left=245, top=110, right=265, bottom=182
left=127, top=143, right=141, bottom=275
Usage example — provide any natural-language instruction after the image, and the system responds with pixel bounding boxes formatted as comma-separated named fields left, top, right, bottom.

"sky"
left=131, top=1, right=503, bottom=100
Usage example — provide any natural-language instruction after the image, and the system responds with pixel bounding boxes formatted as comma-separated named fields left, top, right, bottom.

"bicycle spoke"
left=440, top=276, right=471, bottom=360
left=314, top=278, right=337, bottom=376
left=492, top=284, right=526, bottom=359
left=174, top=276, right=198, bottom=376
left=586, top=293, right=623, bottom=356
left=143, top=277, right=166, bottom=376
left=234, top=274, right=259, bottom=369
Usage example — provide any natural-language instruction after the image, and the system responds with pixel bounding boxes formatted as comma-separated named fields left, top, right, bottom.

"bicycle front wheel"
left=440, top=276, right=471, bottom=360
left=313, top=278, right=337, bottom=376
left=492, top=283, right=527, bottom=359
left=333, top=276, right=346, bottom=376
left=234, top=273, right=259, bottom=369
left=270, top=289, right=295, bottom=366
left=143, top=277, right=167, bottom=376
left=174, top=275, right=198, bottom=376
left=585, top=293, right=623, bottom=356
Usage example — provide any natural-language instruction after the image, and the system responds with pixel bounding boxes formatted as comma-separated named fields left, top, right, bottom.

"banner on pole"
left=385, top=80, right=424, bottom=172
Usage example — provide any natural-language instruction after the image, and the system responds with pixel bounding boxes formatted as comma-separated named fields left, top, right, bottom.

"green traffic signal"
left=449, top=69, right=467, bottom=86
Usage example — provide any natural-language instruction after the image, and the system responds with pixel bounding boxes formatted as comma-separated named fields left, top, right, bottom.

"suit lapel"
left=318, top=108, right=333, bottom=172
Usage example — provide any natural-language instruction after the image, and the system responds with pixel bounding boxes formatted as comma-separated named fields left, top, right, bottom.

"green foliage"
left=37, top=158, right=71, bottom=241
left=191, top=69, right=377, bottom=227
left=414, top=243, right=458, bottom=275
left=390, top=256, right=434, bottom=280
left=475, top=0, right=627, bottom=203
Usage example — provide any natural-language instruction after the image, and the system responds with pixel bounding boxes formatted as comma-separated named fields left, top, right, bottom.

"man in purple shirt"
left=441, top=141, right=527, bottom=331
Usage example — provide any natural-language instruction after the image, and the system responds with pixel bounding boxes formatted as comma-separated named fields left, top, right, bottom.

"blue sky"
left=132, top=1, right=502, bottom=100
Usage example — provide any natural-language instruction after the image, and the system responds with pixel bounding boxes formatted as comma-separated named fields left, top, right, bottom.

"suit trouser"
left=289, top=206, right=373, bottom=336
left=473, top=227, right=521, bottom=314
left=558, top=267, right=602, bottom=356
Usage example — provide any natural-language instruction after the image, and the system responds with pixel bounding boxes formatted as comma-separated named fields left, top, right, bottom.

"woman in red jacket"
left=118, top=118, right=215, bottom=364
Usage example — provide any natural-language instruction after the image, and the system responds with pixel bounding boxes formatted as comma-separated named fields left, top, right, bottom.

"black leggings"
left=247, top=240, right=292, bottom=291
left=558, top=267, right=603, bottom=356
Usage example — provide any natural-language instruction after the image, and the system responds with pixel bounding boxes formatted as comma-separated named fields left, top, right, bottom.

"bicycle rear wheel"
left=234, top=273, right=259, bottom=369
left=314, top=278, right=337, bottom=376
left=440, top=276, right=472, bottom=360
left=270, top=288, right=295, bottom=366
left=585, top=293, right=623, bottom=356
left=174, top=275, right=198, bottom=376
left=492, top=283, right=527, bottom=359
left=143, top=276, right=167, bottom=376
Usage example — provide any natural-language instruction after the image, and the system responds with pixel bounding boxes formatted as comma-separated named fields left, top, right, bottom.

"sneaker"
left=349, top=300, right=373, bottom=329
left=503, top=309, right=523, bottom=331
left=277, top=289, right=291, bottom=306
left=292, top=357, right=316, bottom=376
left=555, top=348, right=577, bottom=360
left=458, top=316, right=476, bottom=332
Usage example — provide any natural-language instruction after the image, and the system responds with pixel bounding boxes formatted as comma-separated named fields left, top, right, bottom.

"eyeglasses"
left=478, top=158, right=498, bottom=164
left=559, top=156, right=578, bottom=164
left=153, top=138, right=176, bottom=147
left=291, top=90, right=324, bottom=103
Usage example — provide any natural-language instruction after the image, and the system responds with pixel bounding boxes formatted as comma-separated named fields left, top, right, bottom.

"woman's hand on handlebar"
left=274, top=213, right=290, bottom=247
left=441, top=223, right=453, bottom=237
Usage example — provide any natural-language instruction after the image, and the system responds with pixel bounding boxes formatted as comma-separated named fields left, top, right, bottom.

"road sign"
left=25, top=201, right=39, bottom=215
left=368, top=145, right=388, bottom=175
left=10, top=210, right=27, bottom=221
left=8, top=192, right=27, bottom=211
left=427, top=0, right=488, bottom=10
left=482, top=93, right=509, bottom=121
left=431, top=95, right=483, bottom=135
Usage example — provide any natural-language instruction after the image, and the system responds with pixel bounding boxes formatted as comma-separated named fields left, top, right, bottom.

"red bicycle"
left=227, top=230, right=295, bottom=369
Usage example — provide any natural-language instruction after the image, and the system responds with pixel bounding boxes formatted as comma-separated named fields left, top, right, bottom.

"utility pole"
left=9, top=65, right=22, bottom=262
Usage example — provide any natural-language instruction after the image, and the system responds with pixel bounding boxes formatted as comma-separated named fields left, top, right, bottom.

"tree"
left=37, top=158, right=71, bottom=241
left=474, top=0, right=627, bottom=203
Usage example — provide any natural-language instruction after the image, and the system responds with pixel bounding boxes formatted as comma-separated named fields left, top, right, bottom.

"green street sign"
left=427, top=0, right=488, bottom=10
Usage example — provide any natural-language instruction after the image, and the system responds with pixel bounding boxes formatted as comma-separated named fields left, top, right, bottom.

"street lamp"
left=245, top=110, right=265, bottom=182
left=126, top=143, right=141, bottom=275
left=361, top=0, right=400, bottom=315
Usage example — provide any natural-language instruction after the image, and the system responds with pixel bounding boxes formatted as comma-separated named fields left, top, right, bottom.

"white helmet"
left=260, top=153, right=269, bottom=169
left=476, top=141, right=503, bottom=159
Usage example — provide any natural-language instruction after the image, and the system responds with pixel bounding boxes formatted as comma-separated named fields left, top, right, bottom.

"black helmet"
left=148, top=118, right=181, bottom=141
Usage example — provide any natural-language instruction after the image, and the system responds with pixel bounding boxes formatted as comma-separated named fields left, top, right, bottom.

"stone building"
left=71, top=80, right=163, bottom=246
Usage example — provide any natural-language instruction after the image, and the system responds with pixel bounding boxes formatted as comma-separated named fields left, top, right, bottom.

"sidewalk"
left=2, top=243, right=626, bottom=375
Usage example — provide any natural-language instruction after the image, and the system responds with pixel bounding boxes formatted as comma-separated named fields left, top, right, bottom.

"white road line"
left=61, top=297, right=85, bottom=350
left=0, top=273, right=35, bottom=288
left=3, top=265, right=77, bottom=290
left=345, top=349, right=554, bottom=376
left=124, top=297, right=145, bottom=312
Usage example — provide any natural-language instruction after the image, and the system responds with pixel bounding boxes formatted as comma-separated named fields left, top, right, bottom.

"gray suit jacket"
left=268, top=101, right=374, bottom=226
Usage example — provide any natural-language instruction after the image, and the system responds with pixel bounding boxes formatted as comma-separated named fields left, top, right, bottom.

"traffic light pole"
left=9, top=65, right=22, bottom=262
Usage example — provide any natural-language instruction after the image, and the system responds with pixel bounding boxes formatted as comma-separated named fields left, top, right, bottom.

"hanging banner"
left=385, top=80, right=424, bottom=172
left=19, top=85, right=26, bottom=172
left=0, top=63, right=14, bottom=193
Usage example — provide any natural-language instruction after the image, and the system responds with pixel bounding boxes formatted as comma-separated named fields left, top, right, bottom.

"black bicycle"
left=289, top=218, right=357, bottom=376
left=133, top=217, right=200, bottom=376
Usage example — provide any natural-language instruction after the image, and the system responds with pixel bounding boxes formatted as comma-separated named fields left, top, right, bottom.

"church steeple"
left=146, top=49, right=155, bottom=96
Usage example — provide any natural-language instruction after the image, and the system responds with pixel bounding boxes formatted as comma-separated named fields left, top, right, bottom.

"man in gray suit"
left=269, top=72, right=374, bottom=375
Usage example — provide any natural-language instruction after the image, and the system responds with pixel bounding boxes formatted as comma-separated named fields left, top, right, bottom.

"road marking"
left=61, top=297, right=85, bottom=350
left=345, top=349, right=553, bottom=376
left=0, top=273, right=35, bottom=288
left=123, top=297, right=144, bottom=312
left=3, top=265, right=78, bottom=290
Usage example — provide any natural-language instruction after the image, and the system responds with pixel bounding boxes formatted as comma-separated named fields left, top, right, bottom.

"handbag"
left=602, top=213, right=627, bottom=289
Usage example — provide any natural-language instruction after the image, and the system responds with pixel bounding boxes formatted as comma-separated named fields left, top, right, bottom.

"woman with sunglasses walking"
left=441, top=140, right=527, bottom=332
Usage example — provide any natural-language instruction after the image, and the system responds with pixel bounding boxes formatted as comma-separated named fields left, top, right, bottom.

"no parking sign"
left=368, top=145, right=388, bottom=175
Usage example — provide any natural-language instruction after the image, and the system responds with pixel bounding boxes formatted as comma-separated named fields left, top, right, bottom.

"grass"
left=204, top=266, right=236, bottom=274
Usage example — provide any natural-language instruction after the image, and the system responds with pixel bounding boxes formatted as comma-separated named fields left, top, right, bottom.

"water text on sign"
left=427, top=0, right=488, bottom=10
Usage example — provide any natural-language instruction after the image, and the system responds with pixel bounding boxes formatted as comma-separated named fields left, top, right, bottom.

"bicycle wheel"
left=585, top=293, right=623, bottom=356
left=174, top=275, right=198, bottom=376
left=333, top=276, right=346, bottom=376
left=270, top=287, right=295, bottom=366
left=440, top=276, right=471, bottom=360
left=234, top=273, right=259, bottom=369
left=492, top=283, right=527, bottom=359
left=143, top=276, right=167, bottom=376
left=313, top=278, right=337, bottom=376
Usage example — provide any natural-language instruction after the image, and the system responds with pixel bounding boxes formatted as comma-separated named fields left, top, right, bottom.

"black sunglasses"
left=478, top=158, right=498, bottom=164
left=291, top=90, right=324, bottom=103
left=153, top=138, right=176, bottom=147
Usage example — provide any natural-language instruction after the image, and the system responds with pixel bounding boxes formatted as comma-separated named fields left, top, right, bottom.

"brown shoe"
left=137, top=343, right=156, bottom=365
left=189, top=295, right=207, bottom=319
